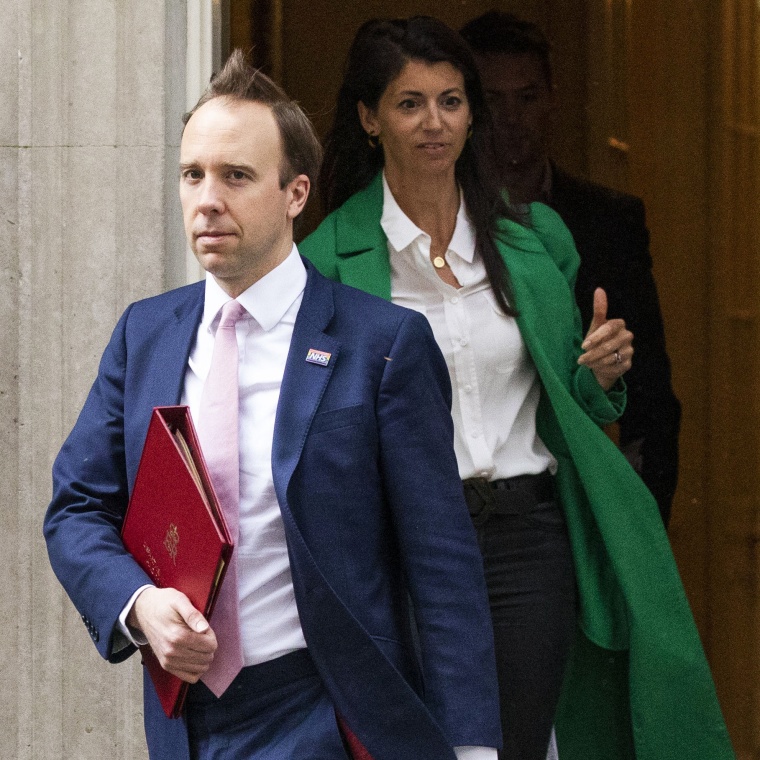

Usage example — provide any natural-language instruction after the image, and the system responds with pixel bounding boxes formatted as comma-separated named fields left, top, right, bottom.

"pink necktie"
left=198, top=299, right=247, bottom=697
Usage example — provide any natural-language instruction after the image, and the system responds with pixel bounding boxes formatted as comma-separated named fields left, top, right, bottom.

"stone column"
left=1, top=1, right=187, bottom=757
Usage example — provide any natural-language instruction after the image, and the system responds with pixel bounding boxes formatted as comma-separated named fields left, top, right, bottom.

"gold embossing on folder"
left=164, top=523, right=179, bottom=565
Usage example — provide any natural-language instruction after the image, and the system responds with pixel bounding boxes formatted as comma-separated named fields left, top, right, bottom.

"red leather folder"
left=121, top=406, right=233, bottom=718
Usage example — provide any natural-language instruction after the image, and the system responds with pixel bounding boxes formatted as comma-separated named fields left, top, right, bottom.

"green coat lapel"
left=333, top=174, right=392, bottom=301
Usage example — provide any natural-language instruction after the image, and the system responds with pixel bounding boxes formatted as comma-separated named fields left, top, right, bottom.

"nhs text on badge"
left=306, top=349, right=331, bottom=367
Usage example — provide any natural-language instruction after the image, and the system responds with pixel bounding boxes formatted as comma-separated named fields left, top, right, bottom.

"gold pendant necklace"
left=433, top=256, right=446, bottom=269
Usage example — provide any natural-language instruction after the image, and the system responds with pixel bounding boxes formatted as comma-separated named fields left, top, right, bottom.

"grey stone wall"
left=2, top=2, right=187, bottom=757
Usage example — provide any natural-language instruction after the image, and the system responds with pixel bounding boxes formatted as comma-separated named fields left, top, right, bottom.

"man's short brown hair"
left=184, top=50, right=322, bottom=190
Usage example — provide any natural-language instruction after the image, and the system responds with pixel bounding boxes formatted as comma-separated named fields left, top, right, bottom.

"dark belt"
left=186, top=649, right=316, bottom=705
left=463, top=471, right=555, bottom=527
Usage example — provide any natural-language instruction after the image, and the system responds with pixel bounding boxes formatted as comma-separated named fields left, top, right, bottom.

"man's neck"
left=499, top=158, right=550, bottom=206
left=210, top=237, right=296, bottom=299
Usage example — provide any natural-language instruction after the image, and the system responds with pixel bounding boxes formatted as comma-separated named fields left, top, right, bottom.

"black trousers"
left=474, top=498, right=577, bottom=760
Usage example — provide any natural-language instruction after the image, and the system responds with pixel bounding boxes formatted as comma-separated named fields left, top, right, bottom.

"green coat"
left=300, top=173, right=734, bottom=760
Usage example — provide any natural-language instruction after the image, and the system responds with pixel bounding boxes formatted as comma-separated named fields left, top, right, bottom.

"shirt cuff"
left=454, top=747, right=498, bottom=760
left=116, top=584, right=153, bottom=647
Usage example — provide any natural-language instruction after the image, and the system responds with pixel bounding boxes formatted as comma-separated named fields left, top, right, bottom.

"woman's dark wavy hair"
left=321, top=16, right=517, bottom=316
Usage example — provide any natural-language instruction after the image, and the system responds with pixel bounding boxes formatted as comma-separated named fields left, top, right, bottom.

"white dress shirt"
left=382, top=175, right=556, bottom=482
left=182, top=246, right=308, bottom=665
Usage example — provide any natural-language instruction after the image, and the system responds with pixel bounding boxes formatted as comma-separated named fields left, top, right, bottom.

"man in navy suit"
left=43, top=52, right=500, bottom=760
left=460, top=12, right=682, bottom=525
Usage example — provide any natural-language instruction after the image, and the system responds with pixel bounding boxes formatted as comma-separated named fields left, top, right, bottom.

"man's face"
left=474, top=52, right=555, bottom=173
left=180, top=97, right=309, bottom=297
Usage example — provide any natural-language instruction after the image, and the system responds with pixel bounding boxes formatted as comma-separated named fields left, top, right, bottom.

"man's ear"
left=357, top=101, right=379, bottom=137
left=286, top=174, right=310, bottom=220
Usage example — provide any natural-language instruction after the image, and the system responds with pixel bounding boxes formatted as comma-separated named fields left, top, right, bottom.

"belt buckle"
left=466, top=477, right=496, bottom=527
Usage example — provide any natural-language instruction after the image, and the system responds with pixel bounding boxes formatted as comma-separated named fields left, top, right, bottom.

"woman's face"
left=358, top=59, right=472, bottom=184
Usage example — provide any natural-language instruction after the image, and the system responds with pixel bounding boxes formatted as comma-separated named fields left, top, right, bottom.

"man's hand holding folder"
left=127, top=586, right=217, bottom=683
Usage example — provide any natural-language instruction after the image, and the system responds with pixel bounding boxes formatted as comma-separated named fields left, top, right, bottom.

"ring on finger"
left=614, top=350, right=622, bottom=364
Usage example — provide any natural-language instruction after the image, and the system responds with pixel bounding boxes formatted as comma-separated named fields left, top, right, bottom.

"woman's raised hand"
left=577, top=287, right=633, bottom=391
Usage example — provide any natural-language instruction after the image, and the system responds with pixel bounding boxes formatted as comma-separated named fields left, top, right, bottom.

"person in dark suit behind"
left=460, top=12, right=681, bottom=525
left=43, top=51, right=501, bottom=760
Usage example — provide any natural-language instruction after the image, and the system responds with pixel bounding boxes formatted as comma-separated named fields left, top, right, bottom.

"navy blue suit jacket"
left=44, top=260, right=501, bottom=760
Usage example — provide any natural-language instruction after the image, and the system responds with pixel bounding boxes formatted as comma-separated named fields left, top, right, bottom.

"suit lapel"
left=271, top=264, right=340, bottom=507
left=149, top=283, right=205, bottom=407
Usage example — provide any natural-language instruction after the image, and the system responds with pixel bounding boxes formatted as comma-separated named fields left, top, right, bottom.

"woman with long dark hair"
left=301, top=16, right=733, bottom=760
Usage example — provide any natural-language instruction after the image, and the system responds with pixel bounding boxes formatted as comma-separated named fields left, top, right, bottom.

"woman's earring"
left=467, top=126, right=473, bottom=140
left=367, top=133, right=381, bottom=149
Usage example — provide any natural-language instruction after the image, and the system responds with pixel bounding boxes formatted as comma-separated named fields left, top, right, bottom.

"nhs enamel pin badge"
left=306, top=348, right=331, bottom=367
